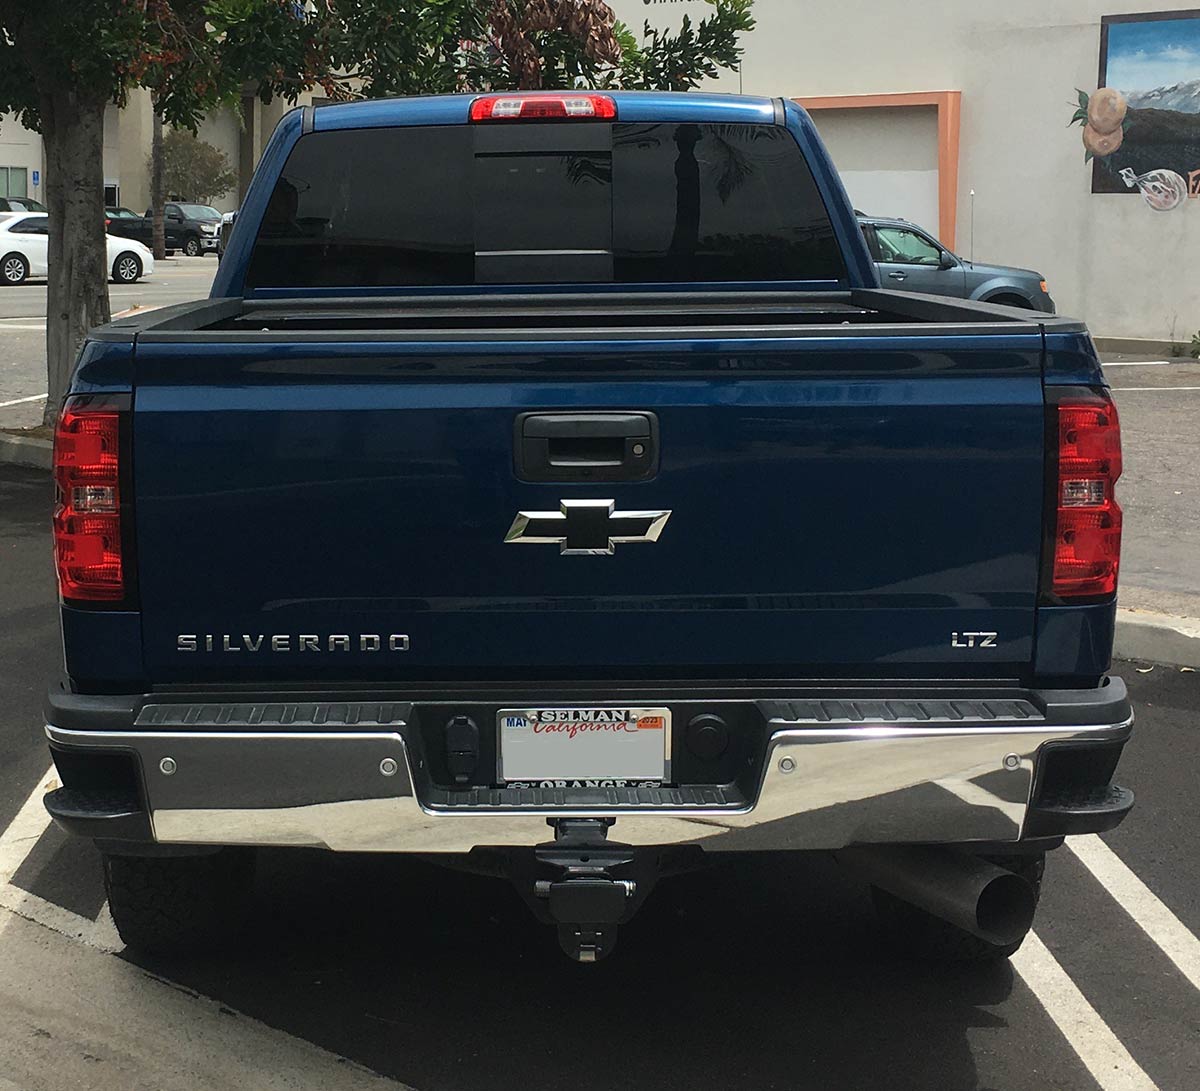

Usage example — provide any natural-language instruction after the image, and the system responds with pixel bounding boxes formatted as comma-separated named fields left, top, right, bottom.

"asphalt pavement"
left=1105, top=355, right=1200, bottom=618
left=0, top=463, right=1197, bottom=1090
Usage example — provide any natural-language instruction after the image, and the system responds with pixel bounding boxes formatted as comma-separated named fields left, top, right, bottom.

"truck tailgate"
left=131, top=333, right=1046, bottom=682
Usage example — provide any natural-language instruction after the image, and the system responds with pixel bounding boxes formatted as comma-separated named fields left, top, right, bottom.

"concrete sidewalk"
left=1106, top=355, right=1200, bottom=616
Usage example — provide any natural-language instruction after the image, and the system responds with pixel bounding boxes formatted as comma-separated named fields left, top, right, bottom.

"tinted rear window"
left=245, top=122, right=845, bottom=289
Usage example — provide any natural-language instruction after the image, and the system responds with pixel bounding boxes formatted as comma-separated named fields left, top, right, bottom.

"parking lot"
left=0, top=258, right=218, bottom=427
left=0, top=460, right=1197, bottom=1089
left=2, top=264, right=1200, bottom=1088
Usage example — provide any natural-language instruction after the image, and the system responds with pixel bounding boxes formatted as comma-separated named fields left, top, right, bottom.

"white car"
left=0, top=212, right=155, bottom=285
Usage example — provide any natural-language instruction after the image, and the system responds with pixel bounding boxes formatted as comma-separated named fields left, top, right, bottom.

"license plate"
left=497, top=707, right=670, bottom=786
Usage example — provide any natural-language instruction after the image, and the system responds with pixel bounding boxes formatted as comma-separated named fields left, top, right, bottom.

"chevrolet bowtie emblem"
left=505, top=499, right=672, bottom=556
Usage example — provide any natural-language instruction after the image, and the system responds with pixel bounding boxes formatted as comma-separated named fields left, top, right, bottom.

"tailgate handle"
left=516, top=412, right=658, bottom=482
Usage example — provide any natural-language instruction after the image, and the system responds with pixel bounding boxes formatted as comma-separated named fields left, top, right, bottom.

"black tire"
left=871, top=852, right=1044, bottom=962
left=2, top=251, right=29, bottom=285
left=182, top=235, right=201, bottom=257
left=103, top=848, right=255, bottom=956
left=112, top=252, right=142, bottom=284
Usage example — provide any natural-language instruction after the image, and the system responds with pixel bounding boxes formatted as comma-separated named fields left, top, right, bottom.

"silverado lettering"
left=176, top=634, right=410, bottom=653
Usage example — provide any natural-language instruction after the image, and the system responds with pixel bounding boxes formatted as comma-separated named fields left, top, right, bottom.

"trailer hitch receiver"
left=533, top=819, right=641, bottom=962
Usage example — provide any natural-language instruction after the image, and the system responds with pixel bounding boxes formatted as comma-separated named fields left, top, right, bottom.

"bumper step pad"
left=1025, top=784, right=1135, bottom=836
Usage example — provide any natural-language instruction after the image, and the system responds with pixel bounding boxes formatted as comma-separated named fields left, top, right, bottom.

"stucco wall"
left=0, top=113, right=44, bottom=200
left=117, top=90, right=153, bottom=214
left=610, top=0, right=1198, bottom=340
left=811, top=106, right=940, bottom=232
left=196, top=105, right=243, bottom=211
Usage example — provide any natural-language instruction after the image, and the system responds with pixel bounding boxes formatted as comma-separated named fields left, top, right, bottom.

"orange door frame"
left=794, top=91, right=963, bottom=250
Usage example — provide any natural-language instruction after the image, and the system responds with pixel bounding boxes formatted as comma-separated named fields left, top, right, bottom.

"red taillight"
left=469, top=93, right=617, bottom=122
left=53, top=397, right=126, bottom=602
left=1046, top=389, right=1122, bottom=599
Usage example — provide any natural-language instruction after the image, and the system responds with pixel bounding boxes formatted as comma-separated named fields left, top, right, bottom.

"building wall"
left=102, top=105, right=122, bottom=202
left=812, top=106, right=940, bottom=230
left=610, top=0, right=1198, bottom=340
left=116, top=90, right=154, bottom=214
left=0, top=113, right=44, bottom=202
left=2, top=88, right=309, bottom=218
left=196, top=104, right=244, bottom=212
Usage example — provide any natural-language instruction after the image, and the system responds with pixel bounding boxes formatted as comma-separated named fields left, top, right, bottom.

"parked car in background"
left=104, top=201, right=222, bottom=256
left=858, top=214, right=1055, bottom=312
left=216, top=209, right=237, bottom=262
left=0, top=195, right=48, bottom=213
left=0, top=212, right=153, bottom=284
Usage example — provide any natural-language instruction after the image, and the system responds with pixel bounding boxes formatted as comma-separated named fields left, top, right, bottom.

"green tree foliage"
left=0, top=0, right=330, bottom=423
left=616, top=1, right=754, bottom=91
left=152, top=130, right=240, bottom=204
left=322, top=0, right=754, bottom=96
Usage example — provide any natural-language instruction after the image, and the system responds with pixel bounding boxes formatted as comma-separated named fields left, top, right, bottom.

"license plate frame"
left=497, top=706, right=671, bottom=786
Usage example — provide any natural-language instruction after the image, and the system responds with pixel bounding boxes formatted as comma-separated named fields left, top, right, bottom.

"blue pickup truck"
left=45, top=91, right=1131, bottom=964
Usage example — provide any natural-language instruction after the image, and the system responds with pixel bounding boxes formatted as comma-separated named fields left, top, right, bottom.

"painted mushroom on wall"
left=1069, top=9, right=1200, bottom=211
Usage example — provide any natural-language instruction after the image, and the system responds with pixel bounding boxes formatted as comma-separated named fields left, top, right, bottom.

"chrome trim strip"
left=45, top=716, right=1132, bottom=853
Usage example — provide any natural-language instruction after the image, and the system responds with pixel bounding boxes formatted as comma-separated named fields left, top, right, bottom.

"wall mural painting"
left=1069, top=9, right=1200, bottom=211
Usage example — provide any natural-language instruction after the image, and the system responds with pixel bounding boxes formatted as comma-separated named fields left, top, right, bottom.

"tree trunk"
left=40, top=93, right=111, bottom=428
left=151, top=108, right=166, bottom=261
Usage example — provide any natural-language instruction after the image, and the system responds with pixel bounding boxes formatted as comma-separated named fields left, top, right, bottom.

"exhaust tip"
left=977, top=872, right=1037, bottom=947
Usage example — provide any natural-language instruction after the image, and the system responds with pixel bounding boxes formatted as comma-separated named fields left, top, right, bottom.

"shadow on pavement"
left=131, top=850, right=1015, bottom=1091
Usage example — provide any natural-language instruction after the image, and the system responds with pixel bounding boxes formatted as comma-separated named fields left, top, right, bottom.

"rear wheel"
left=182, top=235, right=201, bottom=257
left=2, top=252, right=29, bottom=285
left=871, top=852, right=1044, bottom=962
left=112, top=252, right=142, bottom=284
left=102, top=848, right=255, bottom=956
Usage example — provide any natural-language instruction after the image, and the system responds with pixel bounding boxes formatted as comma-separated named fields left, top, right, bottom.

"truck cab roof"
left=308, top=90, right=782, bottom=131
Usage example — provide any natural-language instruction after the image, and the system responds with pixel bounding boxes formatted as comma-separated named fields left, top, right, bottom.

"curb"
left=1093, top=335, right=1183, bottom=356
left=1114, top=609, right=1200, bottom=670
left=0, top=433, right=51, bottom=470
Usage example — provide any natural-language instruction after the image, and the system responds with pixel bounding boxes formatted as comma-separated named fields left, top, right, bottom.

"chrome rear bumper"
left=45, top=705, right=1133, bottom=852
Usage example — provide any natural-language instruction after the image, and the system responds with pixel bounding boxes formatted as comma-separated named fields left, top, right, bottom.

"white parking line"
left=0, top=323, right=47, bottom=331
left=1012, top=931, right=1158, bottom=1090
left=0, top=767, right=117, bottom=950
left=0, top=393, right=46, bottom=409
left=0, top=769, right=56, bottom=888
left=1101, top=360, right=1177, bottom=367
left=0, top=768, right=405, bottom=1088
left=1068, top=835, right=1200, bottom=993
